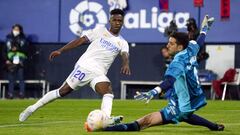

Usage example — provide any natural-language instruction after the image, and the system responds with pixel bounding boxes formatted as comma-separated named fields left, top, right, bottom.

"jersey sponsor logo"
left=100, top=38, right=120, bottom=53
left=69, top=1, right=108, bottom=36
left=69, top=1, right=190, bottom=35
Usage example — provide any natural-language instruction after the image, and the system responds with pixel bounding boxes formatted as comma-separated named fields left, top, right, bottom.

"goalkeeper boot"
left=19, top=105, right=34, bottom=122
left=104, top=115, right=124, bottom=126
left=210, top=124, right=225, bottom=131
left=112, top=115, right=124, bottom=124
left=216, top=124, right=225, bottom=131
left=84, top=116, right=124, bottom=132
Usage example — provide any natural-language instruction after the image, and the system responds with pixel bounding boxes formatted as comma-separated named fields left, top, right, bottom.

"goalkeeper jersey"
left=165, top=41, right=204, bottom=112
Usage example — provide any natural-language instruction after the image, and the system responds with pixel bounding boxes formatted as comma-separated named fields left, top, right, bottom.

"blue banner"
left=0, top=0, right=239, bottom=43
left=0, top=0, right=59, bottom=43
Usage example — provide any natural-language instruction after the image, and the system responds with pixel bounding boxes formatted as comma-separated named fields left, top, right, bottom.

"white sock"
left=101, top=93, right=114, bottom=118
left=31, top=89, right=61, bottom=112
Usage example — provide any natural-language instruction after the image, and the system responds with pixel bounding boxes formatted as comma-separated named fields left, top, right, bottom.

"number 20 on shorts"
left=73, top=70, right=85, bottom=81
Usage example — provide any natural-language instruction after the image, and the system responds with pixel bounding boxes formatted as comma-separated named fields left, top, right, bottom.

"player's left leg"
left=90, top=77, right=122, bottom=125
left=183, top=93, right=224, bottom=131
left=183, top=114, right=224, bottom=131
left=84, top=79, right=122, bottom=131
left=94, top=81, right=114, bottom=118
left=104, top=111, right=164, bottom=131
left=104, top=93, right=179, bottom=132
left=90, top=75, right=115, bottom=118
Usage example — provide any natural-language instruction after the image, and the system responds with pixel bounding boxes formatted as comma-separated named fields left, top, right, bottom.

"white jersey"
left=76, top=27, right=129, bottom=75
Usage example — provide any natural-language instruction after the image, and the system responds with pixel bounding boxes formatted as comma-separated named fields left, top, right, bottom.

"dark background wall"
left=1, top=43, right=239, bottom=99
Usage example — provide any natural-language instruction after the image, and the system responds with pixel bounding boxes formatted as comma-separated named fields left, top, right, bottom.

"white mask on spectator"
left=12, top=30, right=20, bottom=36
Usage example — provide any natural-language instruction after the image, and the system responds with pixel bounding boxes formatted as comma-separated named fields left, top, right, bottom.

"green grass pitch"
left=0, top=99, right=239, bottom=135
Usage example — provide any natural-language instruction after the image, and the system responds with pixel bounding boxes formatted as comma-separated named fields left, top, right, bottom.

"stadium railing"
left=0, top=80, right=50, bottom=99
left=121, top=80, right=217, bottom=100
left=120, top=80, right=161, bottom=100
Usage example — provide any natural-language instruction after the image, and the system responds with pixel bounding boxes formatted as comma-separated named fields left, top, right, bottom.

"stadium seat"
left=221, top=68, right=240, bottom=101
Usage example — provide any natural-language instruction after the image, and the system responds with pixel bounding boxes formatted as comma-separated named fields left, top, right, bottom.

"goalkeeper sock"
left=101, top=93, right=114, bottom=118
left=104, top=121, right=140, bottom=131
left=31, top=89, right=61, bottom=112
left=183, top=114, right=219, bottom=130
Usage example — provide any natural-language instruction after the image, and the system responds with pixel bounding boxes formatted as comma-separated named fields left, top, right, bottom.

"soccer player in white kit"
left=19, top=9, right=130, bottom=123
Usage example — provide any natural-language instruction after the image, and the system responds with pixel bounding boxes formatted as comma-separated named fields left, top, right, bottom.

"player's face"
left=167, top=37, right=183, bottom=56
left=109, top=14, right=124, bottom=35
left=161, top=48, right=170, bottom=58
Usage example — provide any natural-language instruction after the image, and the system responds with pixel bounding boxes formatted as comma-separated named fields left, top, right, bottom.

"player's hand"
left=201, top=15, right=215, bottom=33
left=49, top=50, right=61, bottom=61
left=120, top=65, right=131, bottom=75
left=5, top=60, right=12, bottom=65
left=134, top=91, right=154, bottom=104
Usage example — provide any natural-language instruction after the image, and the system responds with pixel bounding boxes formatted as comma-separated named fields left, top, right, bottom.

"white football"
left=86, top=109, right=107, bottom=131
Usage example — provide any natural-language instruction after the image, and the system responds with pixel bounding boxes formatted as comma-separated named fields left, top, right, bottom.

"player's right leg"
left=19, top=82, right=73, bottom=122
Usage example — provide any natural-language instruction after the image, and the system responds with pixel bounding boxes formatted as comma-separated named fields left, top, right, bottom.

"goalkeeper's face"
left=167, top=37, right=183, bottom=56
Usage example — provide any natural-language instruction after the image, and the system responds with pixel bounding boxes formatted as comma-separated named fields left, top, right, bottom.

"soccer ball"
left=85, top=109, right=107, bottom=131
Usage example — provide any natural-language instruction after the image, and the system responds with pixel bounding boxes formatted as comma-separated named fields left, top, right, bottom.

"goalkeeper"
left=104, top=15, right=224, bottom=132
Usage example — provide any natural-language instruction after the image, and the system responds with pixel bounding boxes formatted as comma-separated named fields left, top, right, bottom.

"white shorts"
left=66, top=65, right=110, bottom=91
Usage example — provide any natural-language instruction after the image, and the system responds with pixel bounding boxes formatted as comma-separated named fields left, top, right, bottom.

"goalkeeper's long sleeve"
left=159, top=75, right=176, bottom=93
left=196, top=33, right=206, bottom=48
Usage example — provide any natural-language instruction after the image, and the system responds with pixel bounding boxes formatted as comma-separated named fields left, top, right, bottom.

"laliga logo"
left=69, top=1, right=190, bottom=35
left=69, top=1, right=108, bottom=36
left=124, top=7, right=190, bottom=33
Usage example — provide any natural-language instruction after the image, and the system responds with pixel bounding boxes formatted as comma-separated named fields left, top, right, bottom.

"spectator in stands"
left=164, top=20, right=178, bottom=37
left=4, top=24, right=28, bottom=99
left=186, top=18, right=199, bottom=40
left=160, top=46, right=173, bottom=71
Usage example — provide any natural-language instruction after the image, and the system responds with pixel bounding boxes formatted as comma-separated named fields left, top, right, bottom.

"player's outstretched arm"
left=200, top=15, right=214, bottom=34
left=134, top=75, right=175, bottom=104
left=120, top=52, right=131, bottom=75
left=134, top=87, right=162, bottom=104
left=49, top=37, right=88, bottom=61
left=196, top=15, right=215, bottom=47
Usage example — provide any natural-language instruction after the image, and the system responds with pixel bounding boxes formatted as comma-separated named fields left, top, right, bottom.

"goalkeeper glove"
left=134, top=87, right=162, bottom=104
left=200, top=15, right=215, bottom=34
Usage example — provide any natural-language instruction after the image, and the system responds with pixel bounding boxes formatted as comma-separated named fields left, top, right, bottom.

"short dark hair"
left=170, top=32, right=189, bottom=49
left=110, top=9, right=124, bottom=17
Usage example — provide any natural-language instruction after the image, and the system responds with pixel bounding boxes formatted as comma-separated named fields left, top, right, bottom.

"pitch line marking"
left=0, top=120, right=81, bottom=128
